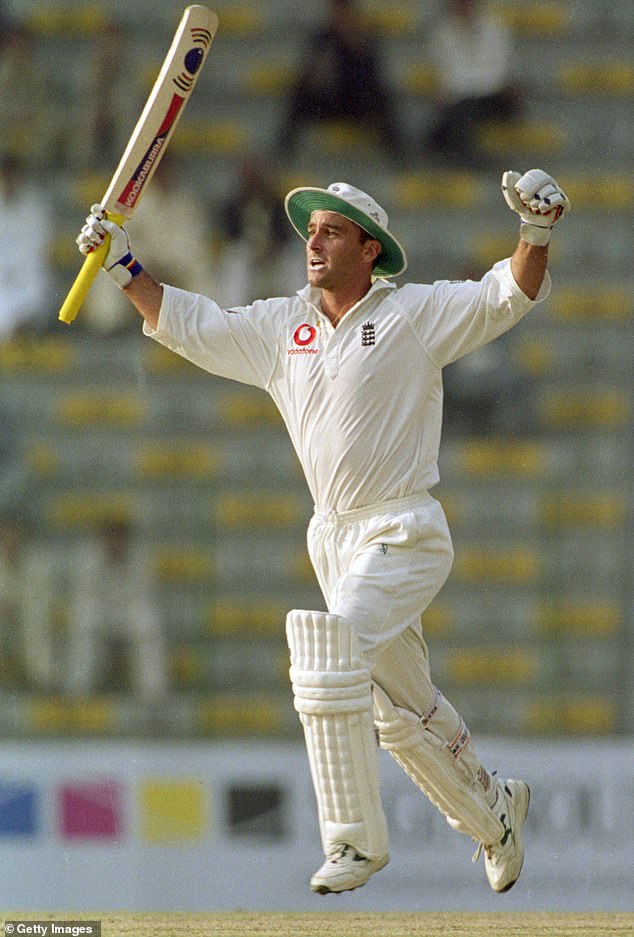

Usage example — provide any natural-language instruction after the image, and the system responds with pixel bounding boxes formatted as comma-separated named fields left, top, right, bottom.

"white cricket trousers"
left=307, top=492, right=454, bottom=711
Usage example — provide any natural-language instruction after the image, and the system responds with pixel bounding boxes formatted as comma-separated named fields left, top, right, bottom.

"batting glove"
left=76, top=204, right=143, bottom=288
left=502, top=169, right=571, bottom=246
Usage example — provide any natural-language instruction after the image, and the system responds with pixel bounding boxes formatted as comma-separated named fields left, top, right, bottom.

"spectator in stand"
left=65, top=519, right=167, bottom=701
left=0, top=155, right=53, bottom=338
left=213, top=152, right=304, bottom=306
left=0, top=512, right=55, bottom=691
left=276, top=0, right=405, bottom=162
left=423, top=0, right=523, bottom=168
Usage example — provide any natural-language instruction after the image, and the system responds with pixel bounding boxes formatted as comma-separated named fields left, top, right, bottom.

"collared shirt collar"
left=297, top=277, right=397, bottom=310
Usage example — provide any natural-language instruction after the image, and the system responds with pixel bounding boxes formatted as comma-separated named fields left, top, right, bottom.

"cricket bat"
left=59, top=5, right=219, bottom=324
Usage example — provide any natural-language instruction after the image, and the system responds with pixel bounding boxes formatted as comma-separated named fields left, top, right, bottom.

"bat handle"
left=58, top=211, right=125, bottom=325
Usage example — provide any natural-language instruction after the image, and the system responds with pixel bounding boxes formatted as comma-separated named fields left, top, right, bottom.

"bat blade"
left=59, top=5, right=219, bottom=325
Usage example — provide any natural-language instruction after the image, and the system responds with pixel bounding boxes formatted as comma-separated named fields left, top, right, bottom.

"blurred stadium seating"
left=1, top=0, right=632, bottom=741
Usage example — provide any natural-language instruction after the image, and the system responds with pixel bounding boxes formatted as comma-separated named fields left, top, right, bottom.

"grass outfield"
left=4, top=913, right=633, bottom=937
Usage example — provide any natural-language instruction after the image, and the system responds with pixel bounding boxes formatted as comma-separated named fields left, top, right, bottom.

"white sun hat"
left=284, top=182, right=408, bottom=278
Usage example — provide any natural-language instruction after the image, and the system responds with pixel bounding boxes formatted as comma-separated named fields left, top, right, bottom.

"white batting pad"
left=373, top=682, right=503, bottom=845
left=286, top=609, right=389, bottom=860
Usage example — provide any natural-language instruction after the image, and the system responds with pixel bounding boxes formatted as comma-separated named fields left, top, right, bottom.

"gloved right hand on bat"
left=502, top=169, right=571, bottom=246
left=76, top=204, right=143, bottom=288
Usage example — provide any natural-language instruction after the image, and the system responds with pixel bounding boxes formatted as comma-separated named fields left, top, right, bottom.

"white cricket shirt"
left=145, top=259, right=549, bottom=514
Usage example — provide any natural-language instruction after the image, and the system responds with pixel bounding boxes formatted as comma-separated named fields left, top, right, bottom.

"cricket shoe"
left=310, top=844, right=389, bottom=894
left=475, top=779, right=530, bottom=893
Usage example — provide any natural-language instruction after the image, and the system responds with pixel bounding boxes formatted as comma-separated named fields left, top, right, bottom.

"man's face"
left=306, top=211, right=379, bottom=290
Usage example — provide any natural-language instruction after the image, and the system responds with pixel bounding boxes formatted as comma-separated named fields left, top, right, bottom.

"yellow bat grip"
left=58, top=211, right=125, bottom=325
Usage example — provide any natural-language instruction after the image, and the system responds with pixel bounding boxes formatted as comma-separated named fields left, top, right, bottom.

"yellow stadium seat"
left=524, top=696, right=617, bottom=734
left=364, top=6, right=417, bottom=36
left=213, top=492, right=303, bottom=528
left=220, top=390, right=283, bottom=427
left=242, top=62, right=295, bottom=95
left=135, top=443, right=222, bottom=479
left=401, top=63, right=439, bottom=96
left=47, top=493, right=135, bottom=529
left=144, top=343, right=201, bottom=373
left=454, top=548, right=540, bottom=583
left=198, top=695, right=284, bottom=735
left=558, top=62, right=634, bottom=96
left=446, top=648, right=537, bottom=685
left=539, top=390, right=629, bottom=429
left=561, top=175, right=634, bottom=210
left=467, top=233, right=518, bottom=269
left=309, top=119, right=371, bottom=154
left=72, top=172, right=111, bottom=210
left=155, top=548, right=213, bottom=583
left=172, top=119, right=248, bottom=155
left=435, top=494, right=462, bottom=526
left=207, top=599, right=286, bottom=636
left=216, top=5, right=263, bottom=36
left=477, top=120, right=565, bottom=155
left=293, top=550, right=316, bottom=583
left=550, top=286, right=631, bottom=321
left=27, top=697, right=117, bottom=734
left=0, top=337, right=74, bottom=373
left=56, top=392, right=146, bottom=427
left=170, top=646, right=205, bottom=688
left=540, top=492, right=625, bottom=529
left=27, top=442, right=60, bottom=478
left=514, top=338, right=554, bottom=376
left=495, top=3, right=570, bottom=35
left=536, top=601, right=621, bottom=636
left=458, top=439, right=547, bottom=478
left=421, top=602, right=454, bottom=637
left=392, top=171, right=485, bottom=210
left=27, top=4, right=108, bottom=35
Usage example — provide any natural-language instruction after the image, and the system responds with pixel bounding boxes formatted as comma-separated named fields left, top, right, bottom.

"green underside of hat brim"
left=286, top=190, right=407, bottom=278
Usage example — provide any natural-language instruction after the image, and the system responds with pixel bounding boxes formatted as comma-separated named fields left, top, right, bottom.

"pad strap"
left=374, top=682, right=503, bottom=845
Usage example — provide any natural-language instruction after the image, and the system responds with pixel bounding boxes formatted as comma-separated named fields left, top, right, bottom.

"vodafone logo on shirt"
left=288, top=323, right=320, bottom=355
